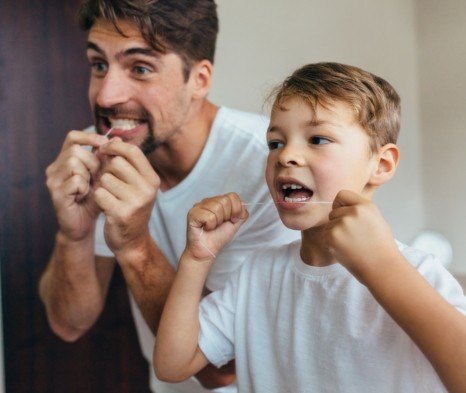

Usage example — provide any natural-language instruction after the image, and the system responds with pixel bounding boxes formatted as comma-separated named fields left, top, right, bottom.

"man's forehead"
left=88, top=18, right=147, bottom=45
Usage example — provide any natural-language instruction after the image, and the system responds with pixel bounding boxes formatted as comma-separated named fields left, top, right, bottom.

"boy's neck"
left=300, top=228, right=337, bottom=267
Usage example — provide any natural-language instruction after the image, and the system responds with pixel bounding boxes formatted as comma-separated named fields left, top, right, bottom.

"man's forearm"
left=39, top=230, right=112, bottom=341
left=114, top=234, right=176, bottom=334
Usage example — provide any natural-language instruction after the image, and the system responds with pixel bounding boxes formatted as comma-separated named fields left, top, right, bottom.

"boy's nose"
left=95, top=69, right=131, bottom=108
left=278, top=144, right=306, bottom=167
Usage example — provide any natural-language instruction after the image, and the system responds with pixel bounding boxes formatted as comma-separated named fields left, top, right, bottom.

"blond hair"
left=271, top=62, right=401, bottom=150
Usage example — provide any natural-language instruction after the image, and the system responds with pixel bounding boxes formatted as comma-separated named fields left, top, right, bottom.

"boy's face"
left=265, top=97, right=378, bottom=230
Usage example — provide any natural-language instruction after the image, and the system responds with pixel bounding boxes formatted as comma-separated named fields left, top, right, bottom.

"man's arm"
left=39, top=232, right=115, bottom=341
left=40, top=130, right=113, bottom=341
left=327, top=190, right=466, bottom=393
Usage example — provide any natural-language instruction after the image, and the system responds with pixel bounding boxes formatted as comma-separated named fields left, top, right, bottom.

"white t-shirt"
left=94, top=107, right=299, bottom=393
left=199, top=240, right=466, bottom=393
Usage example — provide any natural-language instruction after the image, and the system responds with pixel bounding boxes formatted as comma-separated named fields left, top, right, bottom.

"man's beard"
left=94, top=104, right=160, bottom=155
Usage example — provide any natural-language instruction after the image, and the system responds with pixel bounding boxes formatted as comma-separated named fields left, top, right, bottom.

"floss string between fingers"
left=197, top=200, right=332, bottom=259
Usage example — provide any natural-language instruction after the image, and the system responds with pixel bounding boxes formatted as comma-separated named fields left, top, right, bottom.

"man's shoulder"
left=217, top=106, right=269, bottom=135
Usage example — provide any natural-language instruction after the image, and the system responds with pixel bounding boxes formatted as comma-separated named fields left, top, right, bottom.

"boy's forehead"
left=270, top=96, right=359, bottom=128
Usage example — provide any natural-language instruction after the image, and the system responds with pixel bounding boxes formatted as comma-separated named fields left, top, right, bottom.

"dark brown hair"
left=271, top=62, right=401, bottom=150
left=78, top=0, right=219, bottom=80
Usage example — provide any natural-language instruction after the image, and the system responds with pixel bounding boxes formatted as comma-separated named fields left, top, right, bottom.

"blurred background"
left=1, top=0, right=465, bottom=391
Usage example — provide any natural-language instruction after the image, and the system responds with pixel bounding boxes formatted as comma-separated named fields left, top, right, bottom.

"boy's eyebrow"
left=267, top=120, right=341, bottom=133
left=86, top=41, right=160, bottom=59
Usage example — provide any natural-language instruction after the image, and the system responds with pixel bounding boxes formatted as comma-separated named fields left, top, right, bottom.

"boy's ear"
left=189, top=59, right=213, bottom=100
left=368, top=143, right=399, bottom=186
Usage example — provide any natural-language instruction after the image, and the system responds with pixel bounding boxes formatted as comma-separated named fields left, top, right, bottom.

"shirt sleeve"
left=94, top=213, right=114, bottom=257
left=416, top=253, right=466, bottom=315
left=198, top=266, right=243, bottom=368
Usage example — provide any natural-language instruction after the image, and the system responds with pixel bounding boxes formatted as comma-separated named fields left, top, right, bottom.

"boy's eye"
left=267, top=140, right=284, bottom=150
left=310, top=136, right=330, bottom=145
left=134, top=65, right=151, bottom=75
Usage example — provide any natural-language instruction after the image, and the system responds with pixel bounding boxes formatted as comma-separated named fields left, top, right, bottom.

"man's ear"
left=368, top=143, right=400, bottom=186
left=189, top=59, right=213, bottom=100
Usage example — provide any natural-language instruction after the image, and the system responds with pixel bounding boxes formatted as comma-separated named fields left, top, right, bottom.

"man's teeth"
left=109, top=119, right=141, bottom=131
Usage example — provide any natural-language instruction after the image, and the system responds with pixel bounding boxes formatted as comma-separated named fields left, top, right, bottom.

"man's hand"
left=92, top=138, right=160, bottom=255
left=46, top=130, right=108, bottom=241
left=185, top=193, right=249, bottom=263
left=325, top=190, right=399, bottom=283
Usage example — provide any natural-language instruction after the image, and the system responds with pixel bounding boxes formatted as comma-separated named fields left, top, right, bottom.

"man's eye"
left=267, top=140, right=284, bottom=150
left=91, top=62, right=108, bottom=74
left=310, top=136, right=330, bottom=145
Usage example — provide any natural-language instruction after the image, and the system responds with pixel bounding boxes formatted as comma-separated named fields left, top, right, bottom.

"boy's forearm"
left=154, top=252, right=211, bottom=382
left=363, top=252, right=466, bottom=392
left=39, top=230, right=109, bottom=341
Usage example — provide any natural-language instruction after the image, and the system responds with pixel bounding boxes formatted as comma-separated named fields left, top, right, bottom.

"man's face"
left=86, top=19, right=194, bottom=154
left=265, top=97, right=377, bottom=231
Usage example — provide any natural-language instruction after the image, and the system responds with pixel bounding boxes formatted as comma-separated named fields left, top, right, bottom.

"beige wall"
left=417, top=0, right=466, bottom=274
left=211, top=0, right=425, bottom=244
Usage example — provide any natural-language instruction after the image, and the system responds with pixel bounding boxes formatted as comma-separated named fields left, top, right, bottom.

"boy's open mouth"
left=280, top=183, right=314, bottom=203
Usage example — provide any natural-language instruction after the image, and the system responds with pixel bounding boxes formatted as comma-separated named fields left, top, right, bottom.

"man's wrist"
left=56, top=229, right=95, bottom=250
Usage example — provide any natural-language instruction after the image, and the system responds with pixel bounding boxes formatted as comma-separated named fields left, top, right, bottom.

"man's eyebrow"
left=86, top=41, right=160, bottom=59
left=86, top=41, right=104, bottom=55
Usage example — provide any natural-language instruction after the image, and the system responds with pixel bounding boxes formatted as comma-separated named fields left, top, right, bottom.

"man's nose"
left=278, top=143, right=306, bottom=167
left=95, top=68, right=130, bottom=108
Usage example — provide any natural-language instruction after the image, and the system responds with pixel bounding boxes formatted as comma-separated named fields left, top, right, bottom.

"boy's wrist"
left=179, top=251, right=214, bottom=281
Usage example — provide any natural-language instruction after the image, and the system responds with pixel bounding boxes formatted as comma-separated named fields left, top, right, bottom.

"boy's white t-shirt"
left=199, top=240, right=466, bottom=393
left=94, top=107, right=299, bottom=393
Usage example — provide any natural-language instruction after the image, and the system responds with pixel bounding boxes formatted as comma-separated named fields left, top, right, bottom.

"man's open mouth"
left=107, top=117, right=144, bottom=132
left=280, top=183, right=314, bottom=203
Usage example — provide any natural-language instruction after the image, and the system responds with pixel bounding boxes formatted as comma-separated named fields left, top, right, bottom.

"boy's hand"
left=325, top=190, right=399, bottom=283
left=185, top=193, right=249, bottom=263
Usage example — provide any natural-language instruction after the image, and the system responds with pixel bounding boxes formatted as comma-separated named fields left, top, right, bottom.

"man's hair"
left=271, top=62, right=401, bottom=150
left=78, top=0, right=219, bottom=80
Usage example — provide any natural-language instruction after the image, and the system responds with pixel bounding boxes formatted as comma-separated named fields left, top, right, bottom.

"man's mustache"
left=94, top=105, right=150, bottom=120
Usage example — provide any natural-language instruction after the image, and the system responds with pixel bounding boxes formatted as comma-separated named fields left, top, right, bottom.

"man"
left=39, top=1, right=297, bottom=392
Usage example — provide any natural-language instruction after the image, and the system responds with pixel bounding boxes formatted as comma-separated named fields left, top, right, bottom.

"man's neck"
left=147, top=100, right=218, bottom=191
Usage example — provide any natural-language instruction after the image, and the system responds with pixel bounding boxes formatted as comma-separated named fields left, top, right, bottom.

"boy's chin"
left=279, top=214, right=328, bottom=232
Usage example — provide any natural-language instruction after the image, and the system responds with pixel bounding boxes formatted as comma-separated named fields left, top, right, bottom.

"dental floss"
left=198, top=200, right=332, bottom=258
left=103, top=127, right=114, bottom=138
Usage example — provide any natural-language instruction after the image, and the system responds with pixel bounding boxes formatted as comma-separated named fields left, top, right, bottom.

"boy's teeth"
left=282, top=183, right=303, bottom=190
left=284, top=196, right=308, bottom=202
left=109, top=118, right=140, bottom=131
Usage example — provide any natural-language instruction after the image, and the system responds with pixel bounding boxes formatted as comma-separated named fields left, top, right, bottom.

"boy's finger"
left=332, top=190, right=365, bottom=209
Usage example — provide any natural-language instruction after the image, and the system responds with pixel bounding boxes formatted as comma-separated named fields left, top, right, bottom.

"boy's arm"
left=154, top=193, right=248, bottom=382
left=326, top=190, right=466, bottom=393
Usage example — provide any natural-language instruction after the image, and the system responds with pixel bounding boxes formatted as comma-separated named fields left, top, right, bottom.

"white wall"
left=211, top=0, right=424, bottom=243
left=417, top=0, right=466, bottom=274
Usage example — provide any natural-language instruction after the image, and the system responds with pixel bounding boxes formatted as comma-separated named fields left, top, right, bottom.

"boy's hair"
left=78, top=0, right=219, bottom=80
left=272, top=62, right=401, bottom=150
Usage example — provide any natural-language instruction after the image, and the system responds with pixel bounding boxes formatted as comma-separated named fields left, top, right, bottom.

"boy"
left=153, top=63, right=466, bottom=392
